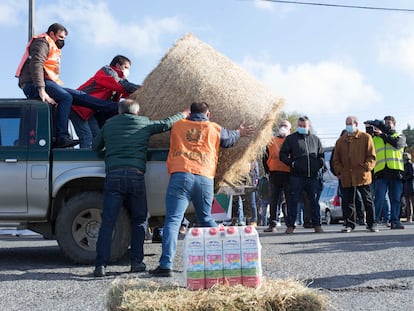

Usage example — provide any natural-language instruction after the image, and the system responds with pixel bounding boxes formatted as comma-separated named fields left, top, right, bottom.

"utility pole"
left=28, top=0, right=34, bottom=41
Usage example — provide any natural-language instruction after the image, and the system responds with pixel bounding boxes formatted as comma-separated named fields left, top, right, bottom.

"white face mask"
left=122, top=68, right=130, bottom=78
left=278, top=126, right=289, bottom=136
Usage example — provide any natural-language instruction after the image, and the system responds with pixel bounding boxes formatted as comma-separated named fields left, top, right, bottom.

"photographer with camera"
left=364, top=116, right=406, bottom=229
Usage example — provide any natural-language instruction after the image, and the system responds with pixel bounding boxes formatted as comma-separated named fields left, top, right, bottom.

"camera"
left=364, top=119, right=391, bottom=135
left=365, top=125, right=375, bottom=136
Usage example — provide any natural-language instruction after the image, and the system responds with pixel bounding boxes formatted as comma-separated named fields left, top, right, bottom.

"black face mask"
left=55, top=39, right=65, bottom=49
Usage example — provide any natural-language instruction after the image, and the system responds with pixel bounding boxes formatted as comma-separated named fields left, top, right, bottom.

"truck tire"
left=55, top=191, right=131, bottom=264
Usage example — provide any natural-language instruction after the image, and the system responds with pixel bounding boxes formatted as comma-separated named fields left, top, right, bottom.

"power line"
left=257, top=0, right=414, bottom=12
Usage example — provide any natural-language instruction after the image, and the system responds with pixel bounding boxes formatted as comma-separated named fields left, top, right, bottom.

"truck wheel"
left=55, top=191, right=131, bottom=264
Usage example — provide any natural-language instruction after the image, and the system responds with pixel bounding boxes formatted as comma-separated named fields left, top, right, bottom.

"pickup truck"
left=0, top=98, right=191, bottom=264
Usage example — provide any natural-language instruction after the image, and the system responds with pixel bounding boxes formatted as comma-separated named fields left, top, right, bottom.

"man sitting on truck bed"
left=15, top=22, right=119, bottom=148
left=71, top=55, right=140, bottom=148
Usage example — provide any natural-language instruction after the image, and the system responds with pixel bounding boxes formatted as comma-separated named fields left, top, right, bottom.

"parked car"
left=319, top=180, right=343, bottom=224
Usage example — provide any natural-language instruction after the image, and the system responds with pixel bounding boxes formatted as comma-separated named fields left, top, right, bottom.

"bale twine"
left=130, top=34, right=284, bottom=188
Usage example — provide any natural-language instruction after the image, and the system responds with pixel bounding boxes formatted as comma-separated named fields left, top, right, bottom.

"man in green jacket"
left=92, top=99, right=189, bottom=277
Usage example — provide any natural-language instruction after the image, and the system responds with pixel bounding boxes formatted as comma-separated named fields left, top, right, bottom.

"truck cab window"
left=0, top=108, right=24, bottom=147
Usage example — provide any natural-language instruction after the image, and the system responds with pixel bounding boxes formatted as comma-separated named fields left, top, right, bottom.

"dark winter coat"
left=279, top=132, right=324, bottom=178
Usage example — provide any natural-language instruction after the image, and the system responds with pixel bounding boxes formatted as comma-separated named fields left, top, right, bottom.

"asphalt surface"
left=0, top=222, right=413, bottom=311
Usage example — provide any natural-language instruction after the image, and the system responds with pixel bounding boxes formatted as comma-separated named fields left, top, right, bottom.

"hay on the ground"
left=129, top=34, right=284, bottom=188
left=106, top=278, right=327, bottom=311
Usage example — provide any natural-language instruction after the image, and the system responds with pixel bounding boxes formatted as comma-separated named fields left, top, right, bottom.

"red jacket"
left=72, top=65, right=139, bottom=120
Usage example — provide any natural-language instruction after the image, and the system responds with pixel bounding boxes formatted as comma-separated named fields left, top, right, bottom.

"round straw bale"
left=130, top=34, right=284, bottom=188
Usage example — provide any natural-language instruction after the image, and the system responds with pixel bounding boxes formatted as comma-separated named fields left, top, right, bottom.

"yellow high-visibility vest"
left=373, top=133, right=404, bottom=174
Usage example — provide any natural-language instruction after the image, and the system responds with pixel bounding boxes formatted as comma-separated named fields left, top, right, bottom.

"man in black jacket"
left=280, top=116, right=325, bottom=234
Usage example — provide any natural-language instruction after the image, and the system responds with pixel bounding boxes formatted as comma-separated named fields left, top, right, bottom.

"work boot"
left=130, top=262, right=146, bottom=273
left=285, top=226, right=295, bottom=234
left=54, top=137, right=80, bottom=148
left=314, top=226, right=324, bottom=233
left=93, top=266, right=105, bottom=277
left=367, top=224, right=379, bottom=232
left=149, top=266, right=172, bottom=277
left=264, top=226, right=277, bottom=233
left=390, top=222, right=404, bottom=230
left=152, top=227, right=163, bottom=243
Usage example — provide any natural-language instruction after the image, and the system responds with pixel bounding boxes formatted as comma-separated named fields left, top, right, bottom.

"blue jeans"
left=250, top=191, right=258, bottom=222
left=23, top=80, right=72, bottom=139
left=374, top=178, right=403, bottom=224
left=237, top=191, right=257, bottom=224
left=286, top=176, right=321, bottom=227
left=160, top=172, right=217, bottom=269
left=297, top=201, right=304, bottom=225
left=22, top=81, right=117, bottom=140
left=64, top=88, right=118, bottom=114
left=95, top=168, right=148, bottom=266
left=235, top=192, right=258, bottom=224
left=70, top=111, right=100, bottom=148
left=236, top=195, right=245, bottom=224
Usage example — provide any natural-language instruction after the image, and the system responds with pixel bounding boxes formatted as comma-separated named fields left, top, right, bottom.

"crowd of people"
left=15, top=23, right=413, bottom=278
left=260, top=114, right=413, bottom=235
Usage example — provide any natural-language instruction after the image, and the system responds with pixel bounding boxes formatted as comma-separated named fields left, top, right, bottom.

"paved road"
left=0, top=223, right=413, bottom=310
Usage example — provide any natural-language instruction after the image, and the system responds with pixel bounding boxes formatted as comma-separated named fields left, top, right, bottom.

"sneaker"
left=367, top=224, right=379, bottom=232
left=93, top=265, right=105, bottom=277
left=179, top=225, right=188, bottom=235
left=130, top=262, right=146, bottom=273
left=386, top=221, right=391, bottom=228
left=276, top=221, right=282, bottom=227
left=250, top=221, right=257, bottom=227
left=152, top=227, right=163, bottom=243
left=285, top=227, right=295, bottom=234
left=314, top=226, right=324, bottom=233
left=264, top=226, right=277, bottom=233
left=149, top=266, right=172, bottom=277
left=358, top=219, right=366, bottom=226
left=390, top=223, right=405, bottom=230
left=341, top=226, right=353, bottom=233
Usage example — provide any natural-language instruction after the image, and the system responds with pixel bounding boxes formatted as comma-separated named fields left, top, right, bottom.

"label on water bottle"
left=204, top=227, right=224, bottom=288
left=223, top=226, right=242, bottom=285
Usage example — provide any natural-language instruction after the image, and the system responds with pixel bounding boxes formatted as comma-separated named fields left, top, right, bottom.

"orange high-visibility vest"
left=15, top=33, right=63, bottom=85
left=266, top=136, right=291, bottom=172
left=167, top=119, right=221, bottom=179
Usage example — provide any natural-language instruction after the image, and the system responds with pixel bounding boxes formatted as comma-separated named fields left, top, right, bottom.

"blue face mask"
left=297, top=127, right=308, bottom=135
left=345, top=125, right=355, bottom=134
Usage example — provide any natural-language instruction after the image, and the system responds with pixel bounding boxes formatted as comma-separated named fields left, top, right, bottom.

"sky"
left=1, top=0, right=414, bottom=147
